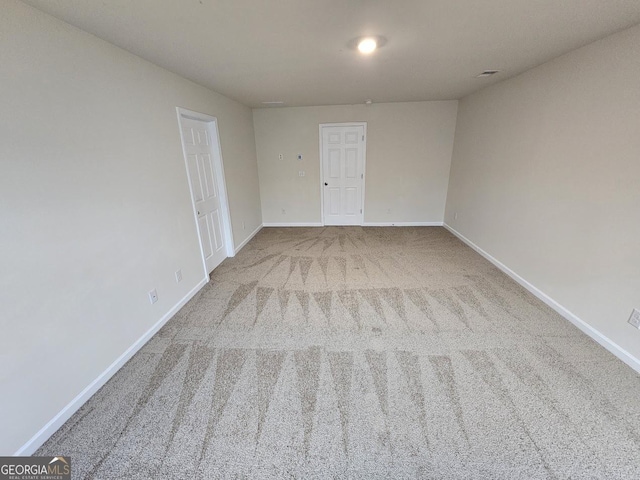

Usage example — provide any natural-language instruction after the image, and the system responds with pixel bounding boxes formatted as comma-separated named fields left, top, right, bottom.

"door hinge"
left=362, top=135, right=365, bottom=141
left=361, top=173, right=363, bottom=179
left=360, top=209, right=363, bottom=214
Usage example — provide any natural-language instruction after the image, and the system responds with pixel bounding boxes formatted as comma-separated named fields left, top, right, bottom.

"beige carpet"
left=37, top=227, right=640, bottom=479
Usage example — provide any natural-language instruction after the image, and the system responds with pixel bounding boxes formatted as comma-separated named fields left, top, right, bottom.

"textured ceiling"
left=22, top=0, right=640, bottom=107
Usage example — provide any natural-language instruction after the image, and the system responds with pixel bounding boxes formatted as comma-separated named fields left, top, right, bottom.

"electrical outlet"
left=454, top=212, right=458, bottom=220
left=148, top=289, right=158, bottom=304
left=299, top=171, right=305, bottom=177
left=629, top=309, right=640, bottom=329
left=242, top=221, right=246, bottom=230
left=278, top=153, right=284, bottom=160
left=175, top=269, right=183, bottom=283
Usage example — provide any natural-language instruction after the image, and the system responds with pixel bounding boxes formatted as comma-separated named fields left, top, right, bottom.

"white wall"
left=0, top=0, right=261, bottom=455
left=445, top=24, right=640, bottom=363
left=253, top=102, right=458, bottom=224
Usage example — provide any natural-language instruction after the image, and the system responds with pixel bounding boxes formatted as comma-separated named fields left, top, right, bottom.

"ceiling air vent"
left=476, top=70, right=500, bottom=78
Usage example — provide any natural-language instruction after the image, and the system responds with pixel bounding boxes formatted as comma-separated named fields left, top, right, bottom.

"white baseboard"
left=262, top=222, right=323, bottom=227
left=14, top=277, right=209, bottom=456
left=234, top=224, right=263, bottom=254
left=362, top=222, right=444, bottom=227
left=262, top=222, right=444, bottom=227
left=443, top=223, right=640, bottom=373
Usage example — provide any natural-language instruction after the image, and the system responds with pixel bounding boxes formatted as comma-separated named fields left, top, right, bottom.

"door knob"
left=324, top=182, right=328, bottom=186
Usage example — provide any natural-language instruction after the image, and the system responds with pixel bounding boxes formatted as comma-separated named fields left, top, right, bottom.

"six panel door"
left=322, top=125, right=365, bottom=225
left=181, top=118, right=227, bottom=273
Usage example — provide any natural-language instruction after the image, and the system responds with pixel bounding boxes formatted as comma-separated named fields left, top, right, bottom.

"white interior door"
left=321, top=124, right=366, bottom=225
left=180, top=117, right=228, bottom=273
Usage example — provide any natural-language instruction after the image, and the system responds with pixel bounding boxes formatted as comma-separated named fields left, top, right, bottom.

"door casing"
left=319, top=122, right=367, bottom=226
left=176, top=107, right=235, bottom=278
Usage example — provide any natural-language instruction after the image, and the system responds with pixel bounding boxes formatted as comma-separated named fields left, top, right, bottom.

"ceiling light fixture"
left=348, top=35, right=387, bottom=54
left=358, top=38, right=377, bottom=54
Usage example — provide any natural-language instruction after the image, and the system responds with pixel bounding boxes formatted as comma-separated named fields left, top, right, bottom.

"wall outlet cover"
left=175, top=270, right=183, bottom=283
left=148, top=289, right=158, bottom=304
left=629, top=308, right=640, bottom=329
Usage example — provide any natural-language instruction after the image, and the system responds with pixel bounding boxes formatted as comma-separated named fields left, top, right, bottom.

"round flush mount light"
left=358, top=38, right=377, bottom=54
left=348, top=35, right=387, bottom=54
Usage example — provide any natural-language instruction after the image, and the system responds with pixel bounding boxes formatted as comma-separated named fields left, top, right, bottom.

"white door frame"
left=319, top=122, right=367, bottom=226
left=176, top=107, right=235, bottom=278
